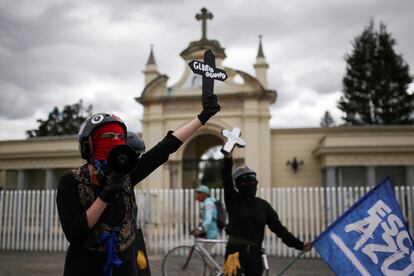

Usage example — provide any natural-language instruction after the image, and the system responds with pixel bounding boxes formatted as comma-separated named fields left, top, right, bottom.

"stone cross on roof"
left=221, top=127, right=246, bottom=154
left=195, top=7, right=213, bottom=41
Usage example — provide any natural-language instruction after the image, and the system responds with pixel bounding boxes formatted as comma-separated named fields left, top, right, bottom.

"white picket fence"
left=0, top=186, right=414, bottom=258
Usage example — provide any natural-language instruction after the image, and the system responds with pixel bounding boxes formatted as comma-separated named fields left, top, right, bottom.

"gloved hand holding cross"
left=221, top=127, right=246, bottom=155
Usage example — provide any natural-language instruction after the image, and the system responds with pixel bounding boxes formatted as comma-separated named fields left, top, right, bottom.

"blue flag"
left=314, top=178, right=414, bottom=275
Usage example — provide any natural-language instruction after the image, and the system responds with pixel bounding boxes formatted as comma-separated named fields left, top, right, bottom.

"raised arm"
left=222, top=154, right=237, bottom=209
left=172, top=117, right=202, bottom=142
left=130, top=95, right=220, bottom=185
left=173, top=95, right=220, bottom=142
left=130, top=131, right=182, bottom=184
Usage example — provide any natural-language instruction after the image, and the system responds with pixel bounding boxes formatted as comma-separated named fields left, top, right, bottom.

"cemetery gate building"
left=0, top=8, right=413, bottom=190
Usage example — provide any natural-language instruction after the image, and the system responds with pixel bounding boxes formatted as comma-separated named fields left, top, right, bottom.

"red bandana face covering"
left=91, top=123, right=126, bottom=161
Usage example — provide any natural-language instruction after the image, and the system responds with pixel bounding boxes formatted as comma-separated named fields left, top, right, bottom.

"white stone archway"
left=136, top=8, right=275, bottom=189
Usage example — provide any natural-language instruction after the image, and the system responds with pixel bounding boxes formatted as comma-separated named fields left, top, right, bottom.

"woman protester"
left=56, top=94, right=219, bottom=276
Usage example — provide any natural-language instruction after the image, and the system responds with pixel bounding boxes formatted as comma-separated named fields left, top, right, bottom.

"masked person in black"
left=124, top=131, right=151, bottom=274
left=222, top=151, right=312, bottom=276
left=56, top=95, right=220, bottom=276
left=126, top=132, right=146, bottom=157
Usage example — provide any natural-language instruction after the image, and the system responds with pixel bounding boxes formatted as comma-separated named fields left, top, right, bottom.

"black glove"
left=99, top=173, right=125, bottom=203
left=197, top=95, right=220, bottom=125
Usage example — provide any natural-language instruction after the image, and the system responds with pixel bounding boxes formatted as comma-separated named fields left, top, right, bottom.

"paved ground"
left=0, top=251, right=334, bottom=276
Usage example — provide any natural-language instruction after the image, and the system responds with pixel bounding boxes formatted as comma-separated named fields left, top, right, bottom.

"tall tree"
left=338, top=20, right=413, bottom=125
left=26, top=100, right=93, bottom=137
left=320, top=111, right=336, bottom=127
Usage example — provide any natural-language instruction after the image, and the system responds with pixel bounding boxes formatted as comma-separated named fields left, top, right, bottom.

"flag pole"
left=276, top=251, right=305, bottom=276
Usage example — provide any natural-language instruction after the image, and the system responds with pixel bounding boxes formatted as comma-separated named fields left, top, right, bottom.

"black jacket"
left=57, top=131, right=182, bottom=276
left=222, top=156, right=304, bottom=250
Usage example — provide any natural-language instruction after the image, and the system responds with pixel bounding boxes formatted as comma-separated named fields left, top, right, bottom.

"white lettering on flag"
left=332, top=199, right=414, bottom=275
left=344, top=200, right=391, bottom=251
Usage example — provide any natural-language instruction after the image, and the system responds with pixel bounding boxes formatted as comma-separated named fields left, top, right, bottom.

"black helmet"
left=78, top=113, right=127, bottom=160
left=232, top=166, right=256, bottom=183
left=126, top=132, right=146, bottom=154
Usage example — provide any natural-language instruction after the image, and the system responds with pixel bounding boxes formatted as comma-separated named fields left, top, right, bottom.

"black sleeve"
left=130, top=131, right=182, bottom=186
left=56, top=172, right=92, bottom=246
left=222, top=156, right=237, bottom=210
left=264, top=200, right=304, bottom=250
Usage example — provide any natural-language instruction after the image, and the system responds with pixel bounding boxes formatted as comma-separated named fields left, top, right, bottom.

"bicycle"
left=162, top=237, right=270, bottom=276
left=162, top=237, right=226, bottom=276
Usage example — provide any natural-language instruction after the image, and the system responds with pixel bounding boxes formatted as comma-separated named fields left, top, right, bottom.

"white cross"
left=221, top=127, right=246, bottom=154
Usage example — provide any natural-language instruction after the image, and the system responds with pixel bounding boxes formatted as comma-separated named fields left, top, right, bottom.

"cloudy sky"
left=0, top=0, right=413, bottom=140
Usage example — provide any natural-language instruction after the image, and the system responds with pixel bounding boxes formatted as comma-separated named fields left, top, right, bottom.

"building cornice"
left=137, top=89, right=277, bottom=105
left=314, top=145, right=414, bottom=157
left=272, top=125, right=414, bottom=135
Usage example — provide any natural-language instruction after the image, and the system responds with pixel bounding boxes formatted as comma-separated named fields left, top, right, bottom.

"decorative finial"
left=146, top=44, right=156, bottom=65
left=257, top=35, right=265, bottom=58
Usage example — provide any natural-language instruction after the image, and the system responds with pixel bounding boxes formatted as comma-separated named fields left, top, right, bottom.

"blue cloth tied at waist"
left=99, top=231, right=123, bottom=276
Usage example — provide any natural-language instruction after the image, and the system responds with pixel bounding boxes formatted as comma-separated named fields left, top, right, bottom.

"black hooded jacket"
left=222, top=156, right=304, bottom=250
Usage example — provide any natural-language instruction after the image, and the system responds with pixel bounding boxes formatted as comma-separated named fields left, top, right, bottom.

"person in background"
left=56, top=94, right=220, bottom=276
left=192, top=184, right=219, bottom=276
left=126, top=132, right=145, bottom=157
left=221, top=150, right=312, bottom=276
left=191, top=185, right=218, bottom=240
left=125, top=131, right=150, bottom=274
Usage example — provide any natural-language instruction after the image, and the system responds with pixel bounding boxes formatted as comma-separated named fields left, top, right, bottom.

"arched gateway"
left=182, top=132, right=222, bottom=189
left=136, top=8, right=276, bottom=189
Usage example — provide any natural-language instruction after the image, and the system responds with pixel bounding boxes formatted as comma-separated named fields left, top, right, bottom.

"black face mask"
left=236, top=173, right=258, bottom=199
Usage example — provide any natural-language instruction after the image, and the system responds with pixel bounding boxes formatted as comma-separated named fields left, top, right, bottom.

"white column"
left=17, top=169, right=27, bottom=190
left=259, top=112, right=272, bottom=188
left=243, top=100, right=268, bottom=187
left=141, top=104, right=164, bottom=189
left=367, top=166, right=376, bottom=187
left=45, top=169, right=55, bottom=190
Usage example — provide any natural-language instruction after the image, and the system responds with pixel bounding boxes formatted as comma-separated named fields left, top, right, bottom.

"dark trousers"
left=225, top=243, right=263, bottom=276
left=63, top=234, right=150, bottom=276
left=63, top=244, right=139, bottom=276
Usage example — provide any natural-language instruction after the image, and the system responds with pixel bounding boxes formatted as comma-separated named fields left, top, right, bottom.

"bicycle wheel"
left=162, top=245, right=207, bottom=276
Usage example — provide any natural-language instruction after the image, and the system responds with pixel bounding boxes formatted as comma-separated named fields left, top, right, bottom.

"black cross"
left=188, top=50, right=228, bottom=105
left=195, top=7, right=213, bottom=41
